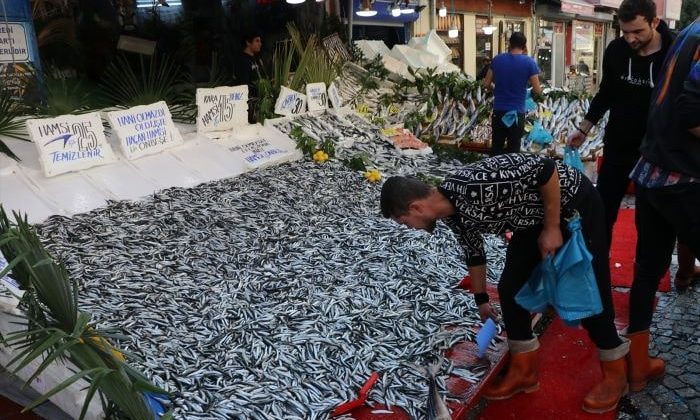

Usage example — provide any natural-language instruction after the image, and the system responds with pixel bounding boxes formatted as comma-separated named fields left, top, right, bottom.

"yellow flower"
left=364, top=169, right=382, bottom=183
left=313, top=150, right=329, bottom=163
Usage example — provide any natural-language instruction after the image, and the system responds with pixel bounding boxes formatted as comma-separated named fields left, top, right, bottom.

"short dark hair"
left=242, top=30, right=261, bottom=48
left=618, top=0, right=656, bottom=23
left=380, top=176, right=432, bottom=218
left=509, top=32, right=527, bottom=50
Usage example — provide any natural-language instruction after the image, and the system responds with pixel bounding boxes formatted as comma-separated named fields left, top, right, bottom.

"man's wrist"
left=474, top=292, right=490, bottom=305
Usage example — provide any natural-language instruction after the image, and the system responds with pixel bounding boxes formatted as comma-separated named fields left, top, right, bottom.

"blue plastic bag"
left=563, top=146, right=585, bottom=173
left=515, top=216, right=602, bottom=327
left=476, top=318, right=499, bottom=358
left=515, top=255, right=556, bottom=314
left=552, top=216, right=602, bottom=326
left=501, top=110, right=519, bottom=127
left=525, top=89, right=537, bottom=112
left=527, top=120, right=554, bottom=146
left=144, top=392, right=169, bottom=419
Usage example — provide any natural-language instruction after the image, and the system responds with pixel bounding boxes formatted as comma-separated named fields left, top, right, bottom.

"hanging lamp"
left=438, top=1, right=447, bottom=17
left=286, top=0, right=305, bottom=4
left=391, top=1, right=402, bottom=16
left=482, top=0, right=497, bottom=35
left=356, top=0, right=377, bottom=16
left=447, top=0, right=458, bottom=37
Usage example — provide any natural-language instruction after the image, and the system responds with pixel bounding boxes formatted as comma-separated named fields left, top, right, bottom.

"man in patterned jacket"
left=380, top=153, right=628, bottom=413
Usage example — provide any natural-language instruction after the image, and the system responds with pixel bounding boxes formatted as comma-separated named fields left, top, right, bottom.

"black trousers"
left=628, top=182, right=700, bottom=333
left=491, top=111, right=525, bottom=156
left=595, top=150, right=640, bottom=251
left=497, top=179, right=622, bottom=349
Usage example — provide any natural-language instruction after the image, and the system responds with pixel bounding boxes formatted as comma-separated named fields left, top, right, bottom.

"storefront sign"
left=561, top=0, right=595, bottom=16
left=26, top=112, right=117, bottom=178
left=0, top=24, right=29, bottom=62
left=586, top=0, right=622, bottom=8
left=107, top=101, right=183, bottom=160
left=228, top=137, right=292, bottom=169
left=196, top=85, right=249, bottom=133
left=306, top=82, right=328, bottom=112
left=327, top=82, right=342, bottom=109
left=0, top=0, right=42, bottom=99
left=274, top=86, right=307, bottom=116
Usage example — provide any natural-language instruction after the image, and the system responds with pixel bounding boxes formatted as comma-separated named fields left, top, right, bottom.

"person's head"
left=617, top=0, right=659, bottom=51
left=569, top=65, right=577, bottom=73
left=242, top=31, right=262, bottom=54
left=380, top=176, right=438, bottom=232
left=508, top=32, right=527, bottom=51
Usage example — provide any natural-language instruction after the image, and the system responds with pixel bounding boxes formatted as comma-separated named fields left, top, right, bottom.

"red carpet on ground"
left=609, top=208, right=670, bottom=292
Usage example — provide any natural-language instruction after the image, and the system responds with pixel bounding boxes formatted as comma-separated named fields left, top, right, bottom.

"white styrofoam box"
left=382, top=55, right=413, bottom=81
left=274, top=86, right=307, bottom=116
left=196, top=85, right=249, bottom=133
left=107, top=101, right=184, bottom=160
left=389, top=45, right=441, bottom=69
left=0, top=171, right=59, bottom=223
left=168, top=138, right=247, bottom=181
left=306, top=82, right=328, bottom=112
left=414, top=30, right=452, bottom=64
left=354, top=40, right=391, bottom=60
left=434, top=61, right=463, bottom=74
left=126, top=151, right=207, bottom=190
left=218, top=125, right=301, bottom=171
left=81, top=159, right=160, bottom=201
left=26, top=112, right=117, bottom=178
left=17, top=165, right=114, bottom=216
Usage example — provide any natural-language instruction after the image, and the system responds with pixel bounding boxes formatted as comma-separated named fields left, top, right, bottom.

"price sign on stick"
left=306, top=82, right=328, bottom=112
left=274, top=86, right=307, bottom=116
left=327, top=82, right=342, bottom=109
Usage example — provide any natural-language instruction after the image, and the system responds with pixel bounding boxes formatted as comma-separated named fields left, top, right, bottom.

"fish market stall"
left=1, top=85, right=510, bottom=419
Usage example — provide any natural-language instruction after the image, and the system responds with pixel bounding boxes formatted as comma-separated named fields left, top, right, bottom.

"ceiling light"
left=286, top=0, right=305, bottom=4
left=356, top=0, right=377, bottom=16
left=448, top=26, right=458, bottom=38
left=438, top=2, right=447, bottom=17
left=391, top=2, right=401, bottom=16
left=400, top=7, right=414, bottom=13
left=482, top=25, right=496, bottom=35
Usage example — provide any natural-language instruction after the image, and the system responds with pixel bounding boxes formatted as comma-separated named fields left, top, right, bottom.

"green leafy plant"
left=0, top=207, right=169, bottom=420
left=0, top=88, right=30, bottom=161
left=100, top=54, right=192, bottom=122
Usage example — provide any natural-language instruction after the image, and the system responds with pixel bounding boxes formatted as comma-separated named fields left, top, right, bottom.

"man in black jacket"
left=233, top=31, right=263, bottom=124
left=567, top=0, right=674, bottom=251
left=625, top=17, right=700, bottom=394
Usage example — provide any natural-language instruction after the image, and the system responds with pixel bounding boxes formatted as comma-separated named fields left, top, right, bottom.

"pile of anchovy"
left=35, top=152, right=506, bottom=419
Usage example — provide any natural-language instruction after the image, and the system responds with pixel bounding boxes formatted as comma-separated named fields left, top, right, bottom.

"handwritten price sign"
left=274, top=86, right=307, bottom=116
left=327, top=82, right=342, bottom=109
left=306, top=82, right=327, bottom=112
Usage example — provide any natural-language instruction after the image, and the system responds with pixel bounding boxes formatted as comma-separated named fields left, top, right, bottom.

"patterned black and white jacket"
left=438, top=153, right=583, bottom=266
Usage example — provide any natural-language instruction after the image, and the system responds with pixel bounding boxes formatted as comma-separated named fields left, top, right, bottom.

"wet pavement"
left=619, top=275, right=700, bottom=419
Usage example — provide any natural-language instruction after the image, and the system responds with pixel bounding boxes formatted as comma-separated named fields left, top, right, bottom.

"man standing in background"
left=233, top=31, right=263, bottom=124
left=567, top=0, right=674, bottom=251
left=482, top=32, right=542, bottom=156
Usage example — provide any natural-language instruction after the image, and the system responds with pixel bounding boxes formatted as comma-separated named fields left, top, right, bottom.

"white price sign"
left=107, top=101, right=183, bottom=160
left=327, top=82, right=342, bottom=109
left=274, top=86, right=307, bottom=116
left=196, top=85, right=249, bottom=133
left=306, top=82, right=328, bottom=112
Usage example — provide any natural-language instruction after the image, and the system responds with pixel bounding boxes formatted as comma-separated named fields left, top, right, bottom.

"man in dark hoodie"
left=567, top=0, right=674, bottom=251
left=625, top=17, right=700, bottom=394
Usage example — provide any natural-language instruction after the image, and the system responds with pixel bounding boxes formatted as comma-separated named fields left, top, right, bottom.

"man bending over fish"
left=380, top=153, right=629, bottom=413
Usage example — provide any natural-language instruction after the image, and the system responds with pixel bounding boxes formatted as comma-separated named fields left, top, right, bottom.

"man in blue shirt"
left=483, top=32, right=542, bottom=155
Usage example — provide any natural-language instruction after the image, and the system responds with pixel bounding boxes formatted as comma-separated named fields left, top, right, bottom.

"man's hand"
left=538, top=225, right=563, bottom=258
left=478, top=302, right=499, bottom=322
left=566, top=130, right=587, bottom=148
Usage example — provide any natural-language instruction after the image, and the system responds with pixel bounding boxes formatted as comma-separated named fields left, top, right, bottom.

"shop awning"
left=585, top=0, right=622, bottom=8
left=560, top=0, right=596, bottom=17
